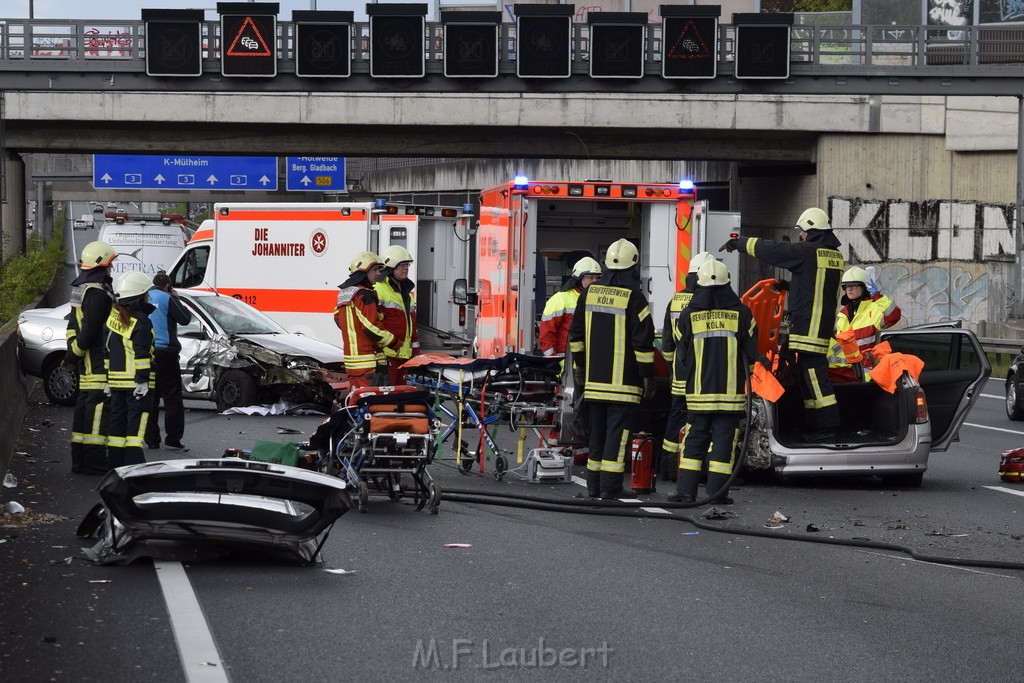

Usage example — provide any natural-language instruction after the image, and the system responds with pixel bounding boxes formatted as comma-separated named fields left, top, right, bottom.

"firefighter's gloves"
left=774, top=279, right=789, bottom=292
left=371, top=363, right=389, bottom=386
left=133, top=382, right=149, bottom=399
left=572, top=366, right=585, bottom=390
left=61, top=350, right=78, bottom=372
left=102, top=384, right=111, bottom=397
left=719, top=237, right=740, bottom=253
left=643, top=377, right=656, bottom=400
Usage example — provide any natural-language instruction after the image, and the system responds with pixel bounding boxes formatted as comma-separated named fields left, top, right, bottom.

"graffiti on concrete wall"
left=828, top=196, right=1014, bottom=327
left=828, top=196, right=1015, bottom=263
left=981, top=0, right=1024, bottom=23
left=928, top=0, right=975, bottom=26
left=880, top=263, right=988, bottom=324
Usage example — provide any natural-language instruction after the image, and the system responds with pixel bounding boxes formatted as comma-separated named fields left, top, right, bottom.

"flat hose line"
left=439, top=488, right=1024, bottom=571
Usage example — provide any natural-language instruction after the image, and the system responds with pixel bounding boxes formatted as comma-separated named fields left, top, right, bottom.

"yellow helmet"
left=350, top=251, right=382, bottom=273
left=842, top=266, right=869, bottom=287
left=697, top=260, right=731, bottom=287
left=381, top=245, right=414, bottom=268
left=113, top=271, right=152, bottom=301
left=795, top=207, right=831, bottom=231
left=688, top=251, right=716, bottom=274
left=79, top=241, right=117, bottom=270
left=604, top=239, right=639, bottom=271
left=571, top=256, right=601, bottom=278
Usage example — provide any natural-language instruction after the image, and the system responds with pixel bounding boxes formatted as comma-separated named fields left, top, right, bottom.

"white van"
left=98, top=217, right=189, bottom=278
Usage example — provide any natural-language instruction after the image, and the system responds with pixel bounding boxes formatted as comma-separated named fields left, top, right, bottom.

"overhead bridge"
left=0, top=16, right=1022, bottom=163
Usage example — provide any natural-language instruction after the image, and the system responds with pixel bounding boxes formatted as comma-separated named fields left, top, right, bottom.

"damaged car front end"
left=77, top=458, right=353, bottom=565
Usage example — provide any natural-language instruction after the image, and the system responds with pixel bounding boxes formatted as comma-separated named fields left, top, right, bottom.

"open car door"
left=881, top=324, right=990, bottom=451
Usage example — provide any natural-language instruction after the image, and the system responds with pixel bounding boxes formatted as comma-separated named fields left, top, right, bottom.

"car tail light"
left=914, top=386, right=929, bottom=424
left=458, top=305, right=466, bottom=327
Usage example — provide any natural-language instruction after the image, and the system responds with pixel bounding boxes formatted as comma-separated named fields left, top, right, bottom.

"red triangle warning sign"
left=226, top=16, right=272, bottom=57
left=668, top=19, right=711, bottom=60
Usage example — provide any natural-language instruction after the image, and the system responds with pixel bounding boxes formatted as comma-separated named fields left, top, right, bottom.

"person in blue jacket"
left=144, top=272, right=192, bottom=451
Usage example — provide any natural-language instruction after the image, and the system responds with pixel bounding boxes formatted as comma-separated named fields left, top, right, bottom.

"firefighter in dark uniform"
left=64, top=241, right=117, bottom=475
left=104, top=271, right=155, bottom=469
left=657, top=251, right=716, bottom=482
left=669, top=260, right=757, bottom=504
left=568, top=238, right=656, bottom=499
left=722, top=207, right=844, bottom=441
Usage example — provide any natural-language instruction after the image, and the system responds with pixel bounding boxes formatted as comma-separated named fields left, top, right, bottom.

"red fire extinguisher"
left=630, top=433, right=655, bottom=494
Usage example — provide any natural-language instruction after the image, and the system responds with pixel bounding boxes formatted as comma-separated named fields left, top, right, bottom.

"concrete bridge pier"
left=0, top=151, right=25, bottom=264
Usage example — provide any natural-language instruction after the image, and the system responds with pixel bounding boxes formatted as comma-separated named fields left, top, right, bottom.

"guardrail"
left=980, top=337, right=1023, bottom=355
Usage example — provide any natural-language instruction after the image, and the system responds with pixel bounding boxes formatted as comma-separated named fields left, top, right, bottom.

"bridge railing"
left=0, top=19, right=1022, bottom=77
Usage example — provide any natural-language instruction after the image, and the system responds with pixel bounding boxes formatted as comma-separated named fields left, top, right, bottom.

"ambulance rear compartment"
left=528, top=197, right=666, bottom=353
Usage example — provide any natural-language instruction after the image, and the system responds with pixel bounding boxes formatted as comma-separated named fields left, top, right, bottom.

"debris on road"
left=769, top=510, right=789, bottom=524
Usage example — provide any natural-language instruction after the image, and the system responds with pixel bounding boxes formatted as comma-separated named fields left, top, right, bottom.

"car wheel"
left=215, top=369, right=258, bottom=411
left=1006, top=375, right=1024, bottom=421
left=42, top=355, right=78, bottom=406
left=882, top=472, right=924, bottom=488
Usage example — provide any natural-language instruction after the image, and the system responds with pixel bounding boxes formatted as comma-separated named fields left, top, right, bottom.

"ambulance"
left=166, top=201, right=474, bottom=351
left=469, top=177, right=741, bottom=359
left=166, top=202, right=376, bottom=349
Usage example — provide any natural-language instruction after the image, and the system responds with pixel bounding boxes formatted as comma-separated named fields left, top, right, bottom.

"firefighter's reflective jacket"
left=567, top=282, right=656, bottom=405
left=66, top=270, right=115, bottom=390
left=334, top=283, right=396, bottom=372
left=104, top=303, right=154, bottom=390
left=661, top=272, right=698, bottom=396
left=539, top=287, right=581, bottom=356
left=739, top=231, right=843, bottom=355
left=677, top=284, right=757, bottom=414
left=374, top=274, right=419, bottom=360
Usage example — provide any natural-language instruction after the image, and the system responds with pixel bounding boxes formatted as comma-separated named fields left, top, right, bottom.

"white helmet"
left=572, top=256, right=601, bottom=278
left=697, top=260, right=731, bottom=287
left=795, top=207, right=831, bottom=231
left=79, top=241, right=117, bottom=270
left=114, top=271, right=152, bottom=301
left=349, top=251, right=383, bottom=274
left=842, top=266, right=869, bottom=287
left=688, top=251, right=716, bottom=274
left=381, top=244, right=414, bottom=268
left=604, top=239, right=639, bottom=271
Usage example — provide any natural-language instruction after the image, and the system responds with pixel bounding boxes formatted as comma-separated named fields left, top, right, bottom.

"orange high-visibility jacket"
left=334, top=284, right=396, bottom=372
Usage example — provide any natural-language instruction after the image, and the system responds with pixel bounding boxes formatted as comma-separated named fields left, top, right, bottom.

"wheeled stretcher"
left=403, top=353, right=567, bottom=479
left=309, top=386, right=441, bottom=514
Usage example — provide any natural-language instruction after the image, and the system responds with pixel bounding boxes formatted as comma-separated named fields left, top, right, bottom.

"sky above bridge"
left=0, top=0, right=432, bottom=21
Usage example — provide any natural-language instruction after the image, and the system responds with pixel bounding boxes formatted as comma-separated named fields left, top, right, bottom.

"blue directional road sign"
left=93, top=154, right=278, bottom=190
left=286, top=156, right=346, bottom=192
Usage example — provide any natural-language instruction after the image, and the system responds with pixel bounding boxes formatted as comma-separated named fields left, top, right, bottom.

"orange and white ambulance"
left=166, top=201, right=474, bottom=351
left=167, top=202, right=376, bottom=349
left=472, top=177, right=702, bottom=359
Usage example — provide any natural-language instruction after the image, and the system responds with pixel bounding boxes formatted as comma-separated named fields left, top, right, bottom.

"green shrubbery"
left=0, top=222, right=65, bottom=326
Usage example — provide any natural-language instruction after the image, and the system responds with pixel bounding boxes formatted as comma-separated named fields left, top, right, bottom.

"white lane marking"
left=983, top=485, right=1024, bottom=499
left=981, top=393, right=1003, bottom=400
left=963, top=422, right=1024, bottom=435
left=571, top=475, right=588, bottom=488
left=154, top=561, right=228, bottom=683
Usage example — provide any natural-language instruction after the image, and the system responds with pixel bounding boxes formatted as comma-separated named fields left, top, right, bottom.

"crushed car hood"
left=235, top=333, right=344, bottom=364
left=80, top=458, right=352, bottom=565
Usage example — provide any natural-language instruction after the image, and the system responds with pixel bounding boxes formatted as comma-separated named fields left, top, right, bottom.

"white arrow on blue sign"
left=93, top=154, right=278, bottom=191
left=286, top=156, right=346, bottom=192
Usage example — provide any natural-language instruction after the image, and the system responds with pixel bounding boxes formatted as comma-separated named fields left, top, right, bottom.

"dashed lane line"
left=983, top=485, right=1024, bottom=499
left=154, top=561, right=228, bottom=683
left=963, top=422, right=1024, bottom=435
